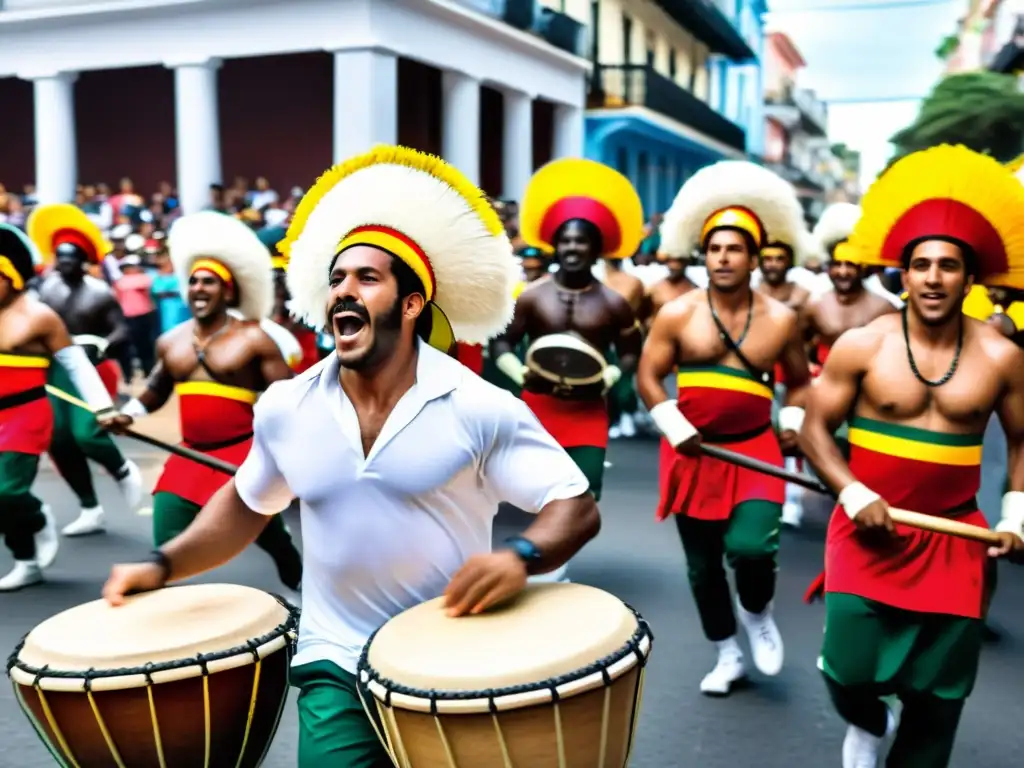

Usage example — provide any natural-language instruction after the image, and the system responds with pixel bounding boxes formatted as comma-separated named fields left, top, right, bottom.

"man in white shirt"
left=102, top=146, right=601, bottom=767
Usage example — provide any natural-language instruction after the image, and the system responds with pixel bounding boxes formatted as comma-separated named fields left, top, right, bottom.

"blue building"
left=584, top=0, right=765, bottom=217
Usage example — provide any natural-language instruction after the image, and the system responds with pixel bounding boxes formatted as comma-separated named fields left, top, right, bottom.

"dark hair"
left=391, top=255, right=434, bottom=341
left=554, top=218, right=604, bottom=255
left=703, top=226, right=758, bottom=256
left=899, top=236, right=978, bottom=278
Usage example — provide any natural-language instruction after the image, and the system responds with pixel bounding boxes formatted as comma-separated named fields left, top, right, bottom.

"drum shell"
left=374, top=665, right=642, bottom=768
left=522, top=377, right=606, bottom=401
left=12, top=645, right=290, bottom=768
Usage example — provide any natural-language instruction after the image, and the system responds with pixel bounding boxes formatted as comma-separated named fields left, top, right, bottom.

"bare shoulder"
left=869, top=291, right=899, bottom=316
left=791, top=284, right=811, bottom=305
left=654, top=290, right=700, bottom=327
left=972, top=318, right=1024, bottom=382
left=828, top=315, right=892, bottom=367
left=597, top=282, right=634, bottom=316
left=757, top=290, right=798, bottom=328
left=23, top=294, right=62, bottom=330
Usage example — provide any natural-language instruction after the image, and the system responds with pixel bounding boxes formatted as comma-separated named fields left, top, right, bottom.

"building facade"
left=546, top=0, right=759, bottom=217
left=0, top=0, right=590, bottom=211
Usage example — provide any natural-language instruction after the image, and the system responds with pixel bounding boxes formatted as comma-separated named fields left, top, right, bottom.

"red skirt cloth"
left=0, top=354, right=53, bottom=455
left=521, top=391, right=609, bottom=449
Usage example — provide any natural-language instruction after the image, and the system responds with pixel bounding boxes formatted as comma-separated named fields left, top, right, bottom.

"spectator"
left=114, top=253, right=158, bottom=379
left=148, top=238, right=189, bottom=335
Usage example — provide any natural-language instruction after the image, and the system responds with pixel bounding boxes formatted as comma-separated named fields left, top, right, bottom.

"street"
left=2, top=426, right=1023, bottom=767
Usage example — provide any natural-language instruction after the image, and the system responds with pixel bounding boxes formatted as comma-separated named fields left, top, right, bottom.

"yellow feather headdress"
left=282, top=145, right=517, bottom=350
left=847, top=145, right=1024, bottom=289
left=27, top=204, right=112, bottom=266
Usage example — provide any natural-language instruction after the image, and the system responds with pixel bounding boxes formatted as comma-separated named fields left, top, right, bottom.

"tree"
left=889, top=71, right=1024, bottom=163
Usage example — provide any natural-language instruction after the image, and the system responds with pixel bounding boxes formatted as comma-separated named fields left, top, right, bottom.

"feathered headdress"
left=812, top=203, right=861, bottom=259
left=0, top=223, right=41, bottom=291
left=660, top=161, right=805, bottom=258
left=27, top=204, right=111, bottom=266
left=168, top=211, right=274, bottom=321
left=519, top=158, right=644, bottom=260
left=762, top=229, right=821, bottom=268
left=846, top=144, right=1024, bottom=288
left=281, top=145, right=517, bottom=349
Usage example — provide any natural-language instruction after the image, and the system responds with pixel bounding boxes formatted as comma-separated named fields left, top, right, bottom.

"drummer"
left=799, top=145, right=1024, bottom=767
left=489, top=158, right=644, bottom=507
left=103, top=145, right=600, bottom=768
left=637, top=160, right=811, bottom=695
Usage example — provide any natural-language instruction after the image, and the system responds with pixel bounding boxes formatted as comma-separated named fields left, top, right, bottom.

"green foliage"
left=889, top=72, right=1024, bottom=163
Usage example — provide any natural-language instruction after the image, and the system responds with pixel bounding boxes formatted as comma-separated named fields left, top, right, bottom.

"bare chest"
left=813, top=297, right=882, bottom=342
left=678, top=303, right=789, bottom=371
left=651, top=281, right=692, bottom=315
left=163, top=330, right=262, bottom=389
left=528, top=285, right=621, bottom=350
left=0, top=306, right=46, bottom=355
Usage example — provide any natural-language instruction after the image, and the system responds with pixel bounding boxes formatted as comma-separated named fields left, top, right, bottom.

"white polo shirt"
left=234, top=340, right=591, bottom=674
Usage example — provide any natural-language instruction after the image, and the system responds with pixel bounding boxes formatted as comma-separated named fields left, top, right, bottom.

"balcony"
left=588, top=64, right=746, bottom=152
left=764, top=83, right=827, bottom=137
left=655, top=1, right=755, bottom=61
left=452, top=0, right=586, bottom=57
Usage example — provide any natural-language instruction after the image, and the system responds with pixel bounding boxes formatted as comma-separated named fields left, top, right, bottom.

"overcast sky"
left=764, top=0, right=967, bottom=187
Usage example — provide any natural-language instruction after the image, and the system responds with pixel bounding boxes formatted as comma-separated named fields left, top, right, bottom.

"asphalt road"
left=2, top=433, right=1022, bottom=767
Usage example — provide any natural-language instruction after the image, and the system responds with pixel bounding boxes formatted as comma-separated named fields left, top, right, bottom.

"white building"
left=0, top=0, right=589, bottom=210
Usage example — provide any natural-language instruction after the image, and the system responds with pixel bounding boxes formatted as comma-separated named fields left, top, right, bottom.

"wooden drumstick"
left=698, top=443, right=1004, bottom=546
left=45, top=385, right=239, bottom=476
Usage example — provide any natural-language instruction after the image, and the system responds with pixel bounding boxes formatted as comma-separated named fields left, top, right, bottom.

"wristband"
left=495, top=352, right=527, bottom=387
left=995, top=491, right=1024, bottom=540
left=778, top=406, right=805, bottom=434
left=649, top=400, right=698, bottom=448
left=121, top=398, right=149, bottom=418
left=602, top=365, right=622, bottom=390
left=148, top=549, right=172, bottom=582
left=837, top=482, right=881, bottom=521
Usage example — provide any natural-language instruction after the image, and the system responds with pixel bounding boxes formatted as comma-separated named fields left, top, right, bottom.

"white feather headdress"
left=282, top=145, right=518, bottom=345
left=812, top=202, right=861, bottom=257
left=660, top=161, right=805, bottom=258
left=168, top=211, right=274, bottom=321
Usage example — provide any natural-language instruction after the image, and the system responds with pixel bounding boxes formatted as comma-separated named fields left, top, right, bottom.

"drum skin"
left=12, top=649, right=290, bottom=768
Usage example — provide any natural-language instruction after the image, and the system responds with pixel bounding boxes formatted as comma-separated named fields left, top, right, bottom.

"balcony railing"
left=588, top=64, right=746, bottom=152
left=452, top=0, right=586, bottom=57
left=765, top=82, right=827, bottom=137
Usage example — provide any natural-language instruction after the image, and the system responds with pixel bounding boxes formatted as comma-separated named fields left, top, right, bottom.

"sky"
left=764, top=0, right=969, bottom=188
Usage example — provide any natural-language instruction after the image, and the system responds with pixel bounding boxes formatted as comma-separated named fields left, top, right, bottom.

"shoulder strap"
left=708, top=302, right=773, bottom=387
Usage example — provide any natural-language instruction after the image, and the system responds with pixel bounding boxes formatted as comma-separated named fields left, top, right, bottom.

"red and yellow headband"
left=701, top=207, right=765, bottom=250
left=190, top=258, right=235, bottom=287
left=336, top=225, right=436, bottom=301
left=0, top=256, right=24, bottom=290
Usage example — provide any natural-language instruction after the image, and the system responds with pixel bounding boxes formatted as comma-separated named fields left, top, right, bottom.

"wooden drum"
left=358, top=583, right=654, bottom=767
left=6, top=583, right=298, bottom=767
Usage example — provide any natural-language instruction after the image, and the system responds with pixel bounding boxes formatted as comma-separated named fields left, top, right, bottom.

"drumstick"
left=45, top=385, right=239, bottom=476
left=698, top=443, right=1004, bottom=547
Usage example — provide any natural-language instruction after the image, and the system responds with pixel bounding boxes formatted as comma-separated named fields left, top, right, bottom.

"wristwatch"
left=504, top=536, right=543, bottom=568
left=148, top=549, right=172, bottom=582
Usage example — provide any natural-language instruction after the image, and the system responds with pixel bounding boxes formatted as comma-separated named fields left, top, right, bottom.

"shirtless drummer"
left=637, top=160, right=811, bottom=694
left=648, top=254, right=698, bottom=321
left=0, top=224, right=131, bottom=591
left=800, top=144, right=1024, bottom=768
left=28, top=204, right=145, bottom=535
left=490, top=158, right=644, bottom=502
left=119, top=212, right=302, bottom=590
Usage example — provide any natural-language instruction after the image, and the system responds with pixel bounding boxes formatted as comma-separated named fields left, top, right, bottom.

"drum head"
left=15, top=584, right=290, bottom=672
left=365, top=583, right=637, bottom=692
left=525, top=334, right=606, bottom=386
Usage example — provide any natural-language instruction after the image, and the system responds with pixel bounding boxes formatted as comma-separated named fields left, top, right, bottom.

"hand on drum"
left=443, top=550, right=528, bottom=617
left=102, top=562, right=168, bottom=606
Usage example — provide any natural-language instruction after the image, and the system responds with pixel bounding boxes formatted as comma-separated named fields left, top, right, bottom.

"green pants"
left=0, top=452, right=46, bottom=560
left=48, top=361, right=128, bottom=508
left=673, top=500, right=781, bottom=641
left=821, top=593, right=982, bottom=767
left=292, top=660, right=391, bottom=767
left=152, top=491, right=302, bottom=590
left=566, top=445, right=606, bottom=502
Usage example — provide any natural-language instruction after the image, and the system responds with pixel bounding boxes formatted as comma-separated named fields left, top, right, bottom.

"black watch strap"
left=504, top=535, right=543, bottom=566
left=149, top=549, right=172, bottom=581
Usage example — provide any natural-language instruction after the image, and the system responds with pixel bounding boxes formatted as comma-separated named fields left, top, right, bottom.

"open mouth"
left=921, top=293, right=945, bottom=301
left=334, top=312, right=367, bottom=340
left=192, top=296, right=210, bottom=310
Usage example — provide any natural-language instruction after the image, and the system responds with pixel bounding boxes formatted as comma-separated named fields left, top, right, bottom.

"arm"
left=777, top=313, right=812, bottom=438
left=254, top=325, right=296, bottom=384
left=994, top=345, right=1024, bottom=554
left=123, top=361, right=176, bottom=416
left=488, top=291, right=531, bottom=386
left=610, top=298, right=642, bottom=377
left=636, top=302, right=699, bottom=452
left=39, top=306, right=117, bottom=415
left=101, top=294, right=131, bottom=348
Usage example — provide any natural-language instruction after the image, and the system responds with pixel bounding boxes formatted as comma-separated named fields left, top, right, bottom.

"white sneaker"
left=781, top=500, right=803, bottom=528
left=737, top=599, right=784, bottom=676
left=116, top=460, right=144, bottom=510
left=0, top=561, right=43, bottom=591
left=608, top=426, right=622, bottom=440
left=61, top=505, right=106, bottom=537
left=619, top=413, right=636, bottom=438
left=700, top=638, right=747, bottom=696
left=35, top=505, right=59, bottom=570
left=842, top=706, right=897, bottom=768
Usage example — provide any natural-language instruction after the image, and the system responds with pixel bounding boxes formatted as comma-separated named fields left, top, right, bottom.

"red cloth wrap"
left=521, top=390, right=609, bottom=449
left=0, top=357, right=53, bottom=455
left=96, top=358, right=121, bottom=400
left=455, top=342, right=485, bottom=376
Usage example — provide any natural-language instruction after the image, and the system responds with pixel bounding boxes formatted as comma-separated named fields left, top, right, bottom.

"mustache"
left=330, top=299, right=370, bottom=324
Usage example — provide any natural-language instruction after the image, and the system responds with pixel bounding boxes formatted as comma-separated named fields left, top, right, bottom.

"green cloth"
left=291, top=660, right=392, bottom=767
left=821, top=593, right=983, bottom=701
left=566, top=445, right=606, bottom=501
left=0, top=452, right=45, bottom=560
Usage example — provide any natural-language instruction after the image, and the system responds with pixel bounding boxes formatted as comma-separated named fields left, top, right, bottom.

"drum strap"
left=706, top=290, right=773, bottom=387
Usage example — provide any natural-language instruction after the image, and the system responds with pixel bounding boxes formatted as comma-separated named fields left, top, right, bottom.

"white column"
left=441, top=70, right=480, bottom=186
left=32, top=72, right=78, bottom=205
left=501, top=88, right=532, bottom=202
left=552, top=103, right=584, bottom=159
left=333, top=48, right=397, bottom=163
left=170, top=59, right=222, bottom=215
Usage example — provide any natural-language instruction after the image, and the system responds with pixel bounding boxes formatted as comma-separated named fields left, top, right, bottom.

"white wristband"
left=121, top=398, right=149, bottom=419
left=602, top=364, right=622, bottom=390
left=496, top=352, right=527, bottom=387
left=649, top=400, right=698, bottom=448
left=996, top=491, right=1024, bottom=540
left=778, top=406, right=805, bottom=434
left=837, top=481, right=882, bottom=520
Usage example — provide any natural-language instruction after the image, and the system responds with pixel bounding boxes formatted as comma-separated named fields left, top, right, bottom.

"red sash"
left=0, top=353, right=53, bottom=455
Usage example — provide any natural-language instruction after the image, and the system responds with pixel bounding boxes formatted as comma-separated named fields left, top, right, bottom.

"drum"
left=358, top=583, right=654, bottom=767
left=7, top=583, right=298, bottom=768
left=525, top=333, right=607, bottom=396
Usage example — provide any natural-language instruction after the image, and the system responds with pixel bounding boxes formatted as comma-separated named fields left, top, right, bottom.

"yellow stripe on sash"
left=676, top=370, right=773, bottom=400
left=0, top=353, right=50, bottom=369
left=175, top=381, right=258, bottom=405
left=847, top=428, right=983, bottom=467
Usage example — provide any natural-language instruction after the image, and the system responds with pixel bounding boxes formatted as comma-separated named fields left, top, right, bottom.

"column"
left=170, top=59, right=222, bottom=215
left=501, top=88, right=532, bottom=202
left=441, top=69, right=480, bottom=186
left=332, top=49, right=397, bottom=163
left=33, top=73, right=78, bottom=205
left=552, top=103, right=584, bottom=159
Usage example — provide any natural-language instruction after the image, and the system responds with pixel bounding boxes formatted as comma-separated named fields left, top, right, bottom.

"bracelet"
left=148, top=549, right=172, bottom=581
